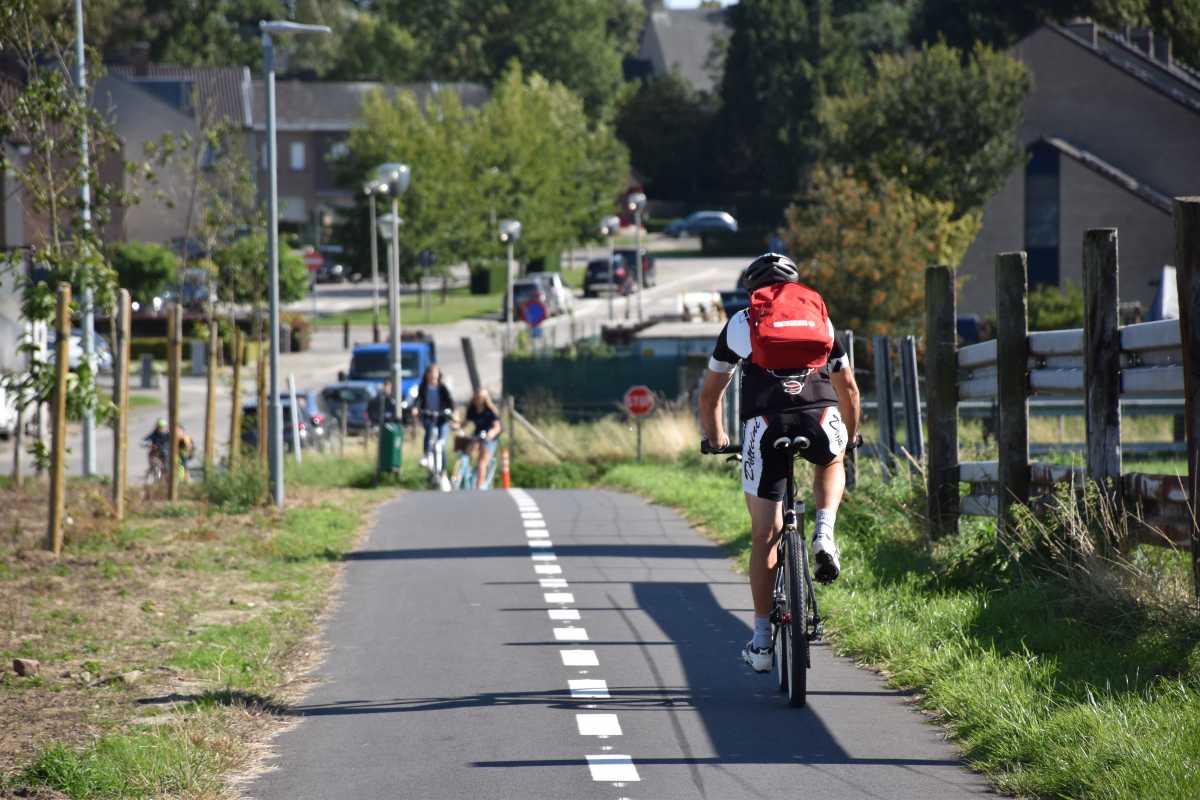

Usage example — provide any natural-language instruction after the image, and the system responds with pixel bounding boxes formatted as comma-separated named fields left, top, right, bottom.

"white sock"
left=752, top=616, right=772, bottom=649
left=814, top=507, right=837, bottom=539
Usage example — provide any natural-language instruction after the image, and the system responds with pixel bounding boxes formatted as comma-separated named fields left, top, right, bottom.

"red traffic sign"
left=520, top=300, right=548, bottom=328
left=302, top=247, right=323, bottom=273
left=623, top=385, right=655, bottom=417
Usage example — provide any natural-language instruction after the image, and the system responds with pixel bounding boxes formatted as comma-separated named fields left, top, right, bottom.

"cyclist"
left=464, top=388, right=503, bottom=489
left=698, top=253, right=861, bottom=673
left=143, top=418, right=194, bottom=479
left=412, top=364, right=454, bottom=477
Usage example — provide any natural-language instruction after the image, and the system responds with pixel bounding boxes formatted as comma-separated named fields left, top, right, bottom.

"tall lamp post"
left=599, top=215, right=620, bottom=323
left=261, top=19, right=332, bottom=508
left=376, top=162, right=411, bottom=412
left=499, top=219, right=523, bottom=352
left=363, top=180, right=388, bottom=342
left=625, top=192, right=647, bottom=322
left=74, top=0, right=97, bottom=476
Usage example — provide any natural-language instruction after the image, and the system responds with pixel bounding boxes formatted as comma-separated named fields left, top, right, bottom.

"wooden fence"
left=925, top=198, right=1200, bottom=593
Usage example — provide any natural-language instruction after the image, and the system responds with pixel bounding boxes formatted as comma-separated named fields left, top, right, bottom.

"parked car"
left=664, top=210, right=739, bottom=238
left=240, top=399, right=318, bottom=453
left=503, top=278, right=552, bottom=322
left=614, top=247, right=656, bottom=288
left=0, top=382, right=17, bottom=440
left=47, top=329, right=114, bottom=373
left=316, top=261, right=346, bottom=283
left=320, top=381, right=380, bottom=433
left=582, top=256, right=635, bottom=297
left=529, top=271, right=574, bottom=316
left=720, top=288, right=749, bottom=319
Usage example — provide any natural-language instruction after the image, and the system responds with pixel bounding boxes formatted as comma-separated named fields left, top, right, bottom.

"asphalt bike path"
left=248, top=488, right=990, bottom=799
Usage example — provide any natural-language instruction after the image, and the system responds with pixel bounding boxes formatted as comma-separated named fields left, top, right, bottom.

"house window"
left=1024, top=142, right=1060, bottom=288
left=289, top=141, right=306, bottom=171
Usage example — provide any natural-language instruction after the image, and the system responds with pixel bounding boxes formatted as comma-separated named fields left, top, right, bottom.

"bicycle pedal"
left=808, top=624, right=823, bottom=642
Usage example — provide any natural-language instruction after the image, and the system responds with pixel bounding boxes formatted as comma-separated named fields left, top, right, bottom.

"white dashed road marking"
left=568, top=679, right=610, bottom=698
left=586, top=755, right=640, bottom=782
left=561, top=649, right=599, bottom=666
left=511, top=490, right=638, bottom=790
left=577, top=714, right=622, bottom=736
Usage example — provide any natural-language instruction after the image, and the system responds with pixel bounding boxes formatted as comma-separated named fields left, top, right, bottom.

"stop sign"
left=623, top=385, right=655, bottom=417
left=302, top=248, right=323, bottom=273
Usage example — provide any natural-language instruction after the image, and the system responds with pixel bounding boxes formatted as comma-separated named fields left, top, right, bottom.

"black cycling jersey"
left=466, top=404, right=501, bottom=437
left=709, top=309, right=849, bottom=421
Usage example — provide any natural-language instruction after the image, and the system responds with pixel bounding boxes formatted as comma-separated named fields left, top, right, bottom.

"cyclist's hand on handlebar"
left=700, top=436, right=734, bottom=455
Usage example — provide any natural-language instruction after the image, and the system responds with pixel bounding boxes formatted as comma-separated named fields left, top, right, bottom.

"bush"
left=109, top=241, right=178, bottom=305
left=700, top=226, right=775, bottom=256
left=469, top=261, right=508, bottom=295
left=130, top=337, right=169, bottom=361
left=203, top=464, right=265, bottom=512
left=1029, top=281, right=1084, bottom=331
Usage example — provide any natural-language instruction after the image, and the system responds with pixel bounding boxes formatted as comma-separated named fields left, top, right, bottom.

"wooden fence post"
left=838, top=330, right=857, bottom=490
left=996, top=252, right=1031, bottom=538
left=872, top=335, right=896, bottom=480
left=204, top=312, right=218, bottom=474
left=925, top=266, right=958, bottom=539
left=229, top=328, right=243, bottom=470
left=1172, top=197, right=1200, bottom=597
left=257, top=344, right=268, bottom=475
left=899, top=335, right=924, bottom=470
left=112, top=290, right=131, bottom=520
left=1083, top=228, right=1122, bottom=545
left=47, top=283, right=70, bottom=556
left=167, top=305, right=182, bottom=501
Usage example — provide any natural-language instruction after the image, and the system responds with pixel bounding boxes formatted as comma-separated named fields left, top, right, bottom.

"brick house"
left=958, top=21, right=1200, bottom=317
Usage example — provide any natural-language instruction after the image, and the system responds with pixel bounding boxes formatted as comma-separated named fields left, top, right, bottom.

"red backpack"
left=747, top=282, right=833, bottom=370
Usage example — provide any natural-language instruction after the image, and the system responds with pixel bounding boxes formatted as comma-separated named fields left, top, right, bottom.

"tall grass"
left=518, top=409, right=700, bottom=465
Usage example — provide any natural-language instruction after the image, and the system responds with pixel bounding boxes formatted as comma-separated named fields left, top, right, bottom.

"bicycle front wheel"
left=774, top=558, right=789, bottom=694
left=785, top=530, right=808, bottom=707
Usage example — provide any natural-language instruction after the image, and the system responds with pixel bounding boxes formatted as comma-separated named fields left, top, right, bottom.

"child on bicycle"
left=464, top=388, right=502, bottom=489
left=412, top=364, right=454, bottom=479
left=697, top=253, right=861, bottom=672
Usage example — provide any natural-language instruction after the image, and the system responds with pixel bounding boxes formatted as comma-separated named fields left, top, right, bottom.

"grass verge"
left=0, top=452, right=401, bottom=798
left=314, top=287, right=502, bottom=327
left=594, top=454, right=1200, bottom=799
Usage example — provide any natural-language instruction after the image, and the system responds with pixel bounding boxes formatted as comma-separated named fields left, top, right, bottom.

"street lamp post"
left=499, top=220, right=523, bottom=353
left=74, top=0, right=97, bottom=476
left=625, top=193, right=647, bottom=322
left=599, top=215, right=620, bottom=323
left=261, top=19, right=332, bottom=508
left=363, top=181, right=384, bottom=342
left=376, top=162, right=410, bottom=414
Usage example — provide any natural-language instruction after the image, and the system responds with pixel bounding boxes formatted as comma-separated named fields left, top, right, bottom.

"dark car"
left=241, top=400, right=316, bottom=452
left=664, top=210, right=739, bottom=238
left=582, top=256, right=635, bottom=298
left=320, top=381, right=380, bottom=433
left=614, top=247, right=656, bottom=288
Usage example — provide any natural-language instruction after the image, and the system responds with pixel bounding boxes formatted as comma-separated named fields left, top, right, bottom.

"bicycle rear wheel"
left=773, top=559, right=789, bottom=694
left=784, top=529, right=808, bottom=707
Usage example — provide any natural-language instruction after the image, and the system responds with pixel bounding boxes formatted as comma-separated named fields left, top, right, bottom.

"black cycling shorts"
left=739, top=407, right=849, bottom=501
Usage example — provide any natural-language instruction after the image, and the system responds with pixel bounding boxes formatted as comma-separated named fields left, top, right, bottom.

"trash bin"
left=377, top=422, right=403, bottom=474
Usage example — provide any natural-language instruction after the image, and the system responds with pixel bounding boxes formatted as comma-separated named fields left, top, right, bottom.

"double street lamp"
left=499, top=219, right=522, bottom=352
left=625, top=192, right=647, bottom=322
left=599, top=215, right=621, bottom=322
left=375, top=163, right=411, bottom=412
left=261, top=19, right=331, bottom=508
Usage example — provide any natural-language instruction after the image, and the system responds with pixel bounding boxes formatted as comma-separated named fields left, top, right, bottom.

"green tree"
left=615, top=70, right=717, bottom=201
left=213, top=234, right=307, bottom=308
left=336, top=65, right=628, bottom=280
left=1028, top=281, right=1085, bottom=330
left=0, top=0, right=127, bottom=445
left=820, top=41, right=1030, bottom=217
left=108, top=241, right=179, bottom=304
left=782, top=165, right=980, bottom=336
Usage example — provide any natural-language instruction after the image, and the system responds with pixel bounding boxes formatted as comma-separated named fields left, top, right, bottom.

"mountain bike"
left=702, top=433, right=861, bottom=707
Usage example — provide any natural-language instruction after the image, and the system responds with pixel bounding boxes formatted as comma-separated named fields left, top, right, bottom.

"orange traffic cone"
left=500, top=447, right=512, bottom=489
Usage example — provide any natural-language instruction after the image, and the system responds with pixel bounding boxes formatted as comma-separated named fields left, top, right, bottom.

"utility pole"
left=75, top=0, right=96, bottom=477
